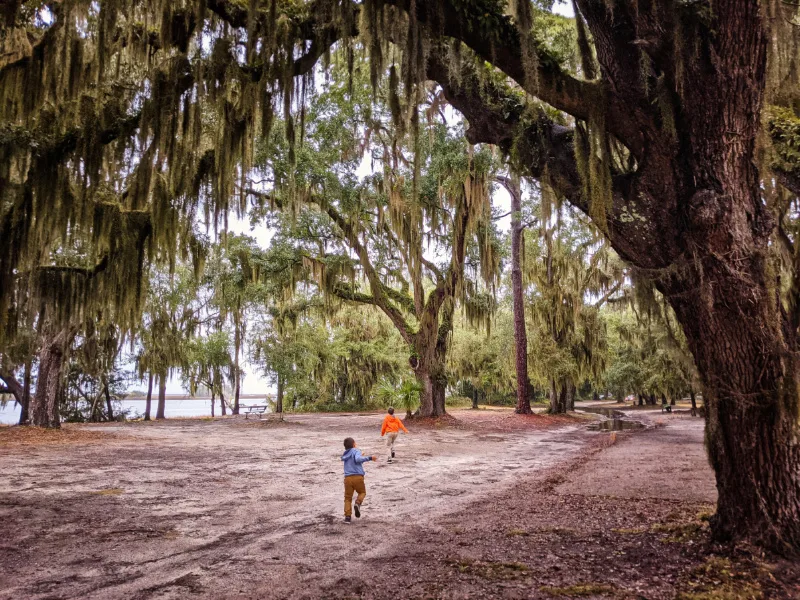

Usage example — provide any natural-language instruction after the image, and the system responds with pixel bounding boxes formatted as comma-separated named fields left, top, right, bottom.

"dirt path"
left=0, top=409, right=593, bottom=599
left=2, top=407, right=796, bottom=599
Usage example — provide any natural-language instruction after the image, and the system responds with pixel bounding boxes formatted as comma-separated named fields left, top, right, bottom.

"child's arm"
left=354, top=450, right=374, bottom=464
left=380, top=417, right=387, bottom=436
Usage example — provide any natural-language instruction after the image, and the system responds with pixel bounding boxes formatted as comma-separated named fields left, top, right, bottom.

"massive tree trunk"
left=155, top=373, right=166, bottom=420
left=415, top=360, right=447, bottom=417
left=667, top=272, right=800, bottom=552
left=412, top=296, right=452, bottom=418
left=508, top=173, right=533, bottom=414
left=144, top=372, right=153, bottom=421
left=29, top=328, right=72, bottom=428
left=689, top=389, right=697, bottom=417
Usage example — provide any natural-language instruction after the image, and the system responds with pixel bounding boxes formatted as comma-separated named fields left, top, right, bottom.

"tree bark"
left=565, top=380, right=576, bottom=412
left=550, top=379, right=566, bottom=414
left=29, top=327, right=72, bottom=428
left=20, top=359, right=31, bottom=424
left=416, top=364, right=447, bottom=417
left=690, top=389, right=697, bottom=417
left=667, top=278, right=800, bottom=553
left=412, top=299, right=452, bottom=418
left=211, top=390, right=215, bottom=417
left=219, top=389, right=226, bottom=416
left=276, top=374, right=284, bottom=419
left=89, top=389, right=102, bottom=422
left=155, top=373, right=166, bottom=420
left=0, top=365, right=24, bottom=408
left=472, top=385, right=478, bottom=410
left=104, top=382, right=114, bottom=421
left=233, top=318, right=241, bottom=415
left=507, top=173, right=533, bottom=415
left=144, top=372, right=153, bottom=421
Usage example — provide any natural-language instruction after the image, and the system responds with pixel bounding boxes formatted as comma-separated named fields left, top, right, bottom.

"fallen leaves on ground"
left=0, top=426, right=123, bottom=448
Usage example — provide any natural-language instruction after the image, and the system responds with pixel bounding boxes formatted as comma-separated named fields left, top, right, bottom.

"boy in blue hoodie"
left=341, top=437, right=376, bottom=523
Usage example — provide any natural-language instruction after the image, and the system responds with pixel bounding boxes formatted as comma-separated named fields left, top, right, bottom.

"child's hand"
left=371, top=456, right=377, bottom=461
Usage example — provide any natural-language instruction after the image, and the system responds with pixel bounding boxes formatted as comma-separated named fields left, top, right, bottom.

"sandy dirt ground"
left=1, top=406, right=797, bottom=599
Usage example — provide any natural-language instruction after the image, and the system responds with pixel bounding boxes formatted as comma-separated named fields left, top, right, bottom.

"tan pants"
left=344, top=475, right=366, bottom=517
left=385, top=431, right=399, bottom=458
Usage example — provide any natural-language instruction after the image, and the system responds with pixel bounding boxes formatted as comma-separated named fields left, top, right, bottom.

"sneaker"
left=344, top=516, right=351, bottom=524
left=354, top=503, right=361, bottom=518
left=387, top=458, right=393, bottom=463
left=391, top=450, right=395, bottom=458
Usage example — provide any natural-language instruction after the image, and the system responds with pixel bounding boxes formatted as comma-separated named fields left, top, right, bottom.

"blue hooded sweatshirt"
left=341, top=447, right=372, bottom=476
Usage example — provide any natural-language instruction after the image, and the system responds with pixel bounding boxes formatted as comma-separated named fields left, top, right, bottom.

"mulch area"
left=322, top=440, right=800, bottom=600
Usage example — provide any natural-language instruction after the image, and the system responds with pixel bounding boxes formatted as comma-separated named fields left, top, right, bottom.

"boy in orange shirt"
left=380, top=407, right=409, bottom=463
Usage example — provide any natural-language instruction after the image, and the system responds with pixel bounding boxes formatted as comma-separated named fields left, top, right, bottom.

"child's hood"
left=341, top=447, right=358, bottom=460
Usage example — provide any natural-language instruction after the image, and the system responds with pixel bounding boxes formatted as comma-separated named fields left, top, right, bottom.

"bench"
left=241, top=405, right=268, bottom=419
left=661, top=404, right=672, bottom=413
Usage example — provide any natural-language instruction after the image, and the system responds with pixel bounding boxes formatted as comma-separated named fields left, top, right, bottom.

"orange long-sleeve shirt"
left=380, top=414, right=409, bottom=436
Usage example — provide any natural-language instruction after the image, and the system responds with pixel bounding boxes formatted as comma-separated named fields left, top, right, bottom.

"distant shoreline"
left=123, top=394, right=273, bottom=401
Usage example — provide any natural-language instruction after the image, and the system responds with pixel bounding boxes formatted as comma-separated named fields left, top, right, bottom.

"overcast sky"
left=162, top=2, right=576, bottom=396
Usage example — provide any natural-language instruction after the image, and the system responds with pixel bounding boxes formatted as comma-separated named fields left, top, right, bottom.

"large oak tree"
left=2, top=0, right=799, bottom=552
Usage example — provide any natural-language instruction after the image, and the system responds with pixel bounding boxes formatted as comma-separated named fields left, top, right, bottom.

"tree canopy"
left=2, top=0, right=800, bottom=554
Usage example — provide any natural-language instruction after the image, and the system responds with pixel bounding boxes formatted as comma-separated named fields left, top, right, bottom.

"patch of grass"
left=533, top=526, right=576, bottom=535
left=676, top=556, right=764, bottom=600
left=611, top=527, right=646, bottom=534
left=448, top=559, right=530, bottom=581
left=651, top=521, right=706, bottom=542
left=92, top=488, right=124, bottom=495
left=695, top=505, right=715, bottom=522
left=540, top=583, right=619, bottom=597
left=506, top=528, right=529, bottom=537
